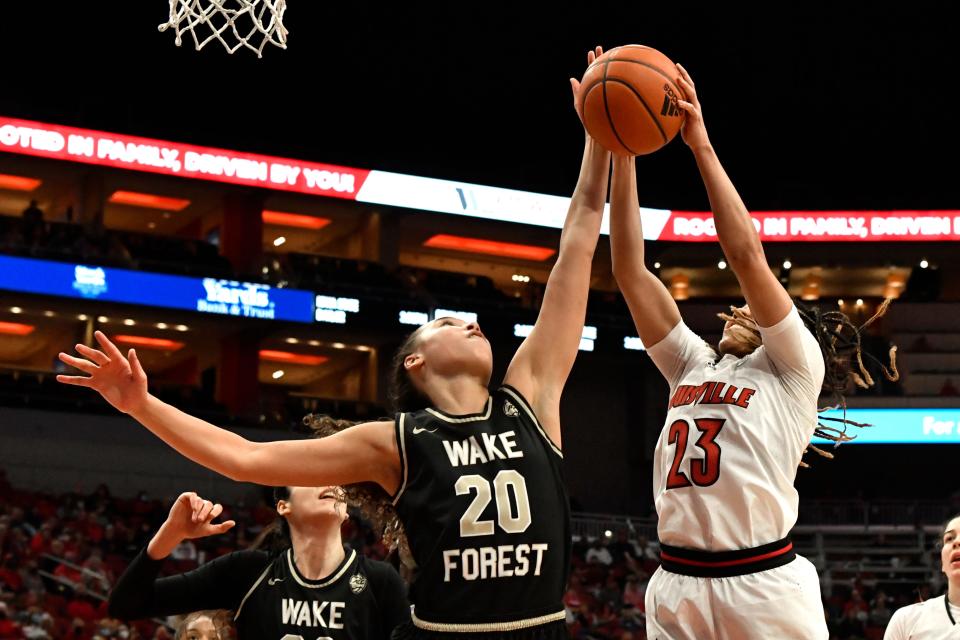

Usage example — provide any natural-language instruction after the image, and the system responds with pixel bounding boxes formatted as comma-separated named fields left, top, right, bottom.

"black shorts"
left=390, top=619, right=568, bottom=640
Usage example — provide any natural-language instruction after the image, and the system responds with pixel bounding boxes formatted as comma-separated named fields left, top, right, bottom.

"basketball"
left=576, top=45, right=685, bottom=155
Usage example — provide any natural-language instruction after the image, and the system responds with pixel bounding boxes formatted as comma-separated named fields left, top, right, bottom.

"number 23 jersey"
left=646, top=308, right=826, bottom=552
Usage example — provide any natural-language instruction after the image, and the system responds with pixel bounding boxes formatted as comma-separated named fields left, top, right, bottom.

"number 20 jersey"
left=391, top=385, right=570, bottom=631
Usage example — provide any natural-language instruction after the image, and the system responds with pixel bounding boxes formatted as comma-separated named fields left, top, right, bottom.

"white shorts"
left=645, top=555, right=828, bottom=640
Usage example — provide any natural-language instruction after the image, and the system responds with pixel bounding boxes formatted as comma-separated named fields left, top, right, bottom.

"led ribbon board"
left=4, top=116, right=956, bottom=241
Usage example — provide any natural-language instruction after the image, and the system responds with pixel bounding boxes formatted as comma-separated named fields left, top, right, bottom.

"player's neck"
left=289, top=525, right=345, bottom=581
left=423, top=372, right=489, bottom=416
left=949, top=582, right=960, bottom=608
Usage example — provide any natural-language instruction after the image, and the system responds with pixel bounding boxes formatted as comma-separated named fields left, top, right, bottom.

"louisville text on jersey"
left=669, top=381, right=757, bottom=410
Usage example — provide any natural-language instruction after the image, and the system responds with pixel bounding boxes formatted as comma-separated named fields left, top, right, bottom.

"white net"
left=158, top=0, right=288, bottom=57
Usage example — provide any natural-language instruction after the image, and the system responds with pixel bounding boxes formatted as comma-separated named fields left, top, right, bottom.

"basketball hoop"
left=158, top=0, right=288, bottom=57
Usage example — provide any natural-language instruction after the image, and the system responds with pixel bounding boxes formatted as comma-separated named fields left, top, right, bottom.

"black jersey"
left=234, top=548, right=406, bottom=639
left=391, top=385, right=570, bottom=633
left=109, top=546, right=410, bottom=640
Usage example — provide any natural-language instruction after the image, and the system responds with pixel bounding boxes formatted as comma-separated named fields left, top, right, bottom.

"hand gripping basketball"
left=570, top=46, right=606, bottom=124
left=675, top=63, right=711, bottom=151
left=574, top=44, right=687, bottom=155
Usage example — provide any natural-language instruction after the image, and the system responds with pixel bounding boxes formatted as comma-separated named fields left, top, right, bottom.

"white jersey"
left=885, top=596, right=960, bottom=639
left=646, top=307, right=825, bottom=550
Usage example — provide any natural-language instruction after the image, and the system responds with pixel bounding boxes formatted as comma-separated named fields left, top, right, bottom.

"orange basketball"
left=575, top=45, right=685, bottom=155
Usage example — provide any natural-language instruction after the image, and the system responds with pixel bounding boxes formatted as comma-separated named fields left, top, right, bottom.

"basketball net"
left=158, top=0, right=288, bottom=57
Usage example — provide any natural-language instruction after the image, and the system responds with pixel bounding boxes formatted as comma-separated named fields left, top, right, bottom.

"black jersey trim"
left=286, top=548, right=357, bottom=589
left=233, top=562, right=272, bottom=621
left=425, top=396, right=492, bottom=423
left=659, top=537, right=796, bottom=578
left=391, top=413, right=409, bottom=506
left=500, top=385, right=563, bottom=458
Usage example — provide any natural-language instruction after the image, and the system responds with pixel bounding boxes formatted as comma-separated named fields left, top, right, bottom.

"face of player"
left=718, top=304, right=759, bottom=357
left=406, top=317, right=492, bottom=385
left=942, top=515, right=960, bottom=583
left=278, top=486, right=348, bottom=532
left=181, top=615, right=219, bottom=640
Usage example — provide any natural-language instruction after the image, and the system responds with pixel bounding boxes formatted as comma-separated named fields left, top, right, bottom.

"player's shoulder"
left=647, top=321, right=711, bottom=361
left=197, top=548, right=276, bottom=589
left=355, top=419, right=399, bottom=436
left=495, top=384, right=533, bottom=418
left=888, top=597, right=937, bottom=632
left=354, top=554, right=405, bottom=593
left=401, top=404, right=441, bottom=425
left=740, top=342, right=801, bottom=380
left=738, top=347, right=774, bottom=373
left=212, top=548, right=274, bottom=570
left=356, top=554, right=400, bottom=579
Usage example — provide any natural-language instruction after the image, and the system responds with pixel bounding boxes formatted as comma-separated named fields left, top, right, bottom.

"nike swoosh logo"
left=268, top=578, right=284, bottom=585
left=412, top=426, right=437, bottom=434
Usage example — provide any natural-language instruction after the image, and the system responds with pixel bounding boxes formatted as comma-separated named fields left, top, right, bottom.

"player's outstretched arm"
left=58, top=331, right=400, bottom=491
left=675, top=64, right=792, bottom=328
left=505, top=46, right=611, bottom=448
left=609, top=153, right=682, bottom=348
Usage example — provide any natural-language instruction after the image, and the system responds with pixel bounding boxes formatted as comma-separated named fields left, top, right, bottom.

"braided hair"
left=718, top=299, right=899, bottom=466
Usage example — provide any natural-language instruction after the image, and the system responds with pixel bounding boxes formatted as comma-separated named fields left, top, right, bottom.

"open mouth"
left=950, top=551, right=960, bottom=565
left=318, top=491, right=338, bottom=501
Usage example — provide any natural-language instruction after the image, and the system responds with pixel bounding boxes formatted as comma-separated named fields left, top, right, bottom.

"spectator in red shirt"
left=66, top=584, right=100, bottom=623
left=0, top=602, right=23, bottom=639
left=53, top=549, right=83, bottom=587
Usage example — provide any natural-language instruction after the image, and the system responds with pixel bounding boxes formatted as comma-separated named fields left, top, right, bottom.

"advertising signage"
left=0, top=255, right=315, bottom=323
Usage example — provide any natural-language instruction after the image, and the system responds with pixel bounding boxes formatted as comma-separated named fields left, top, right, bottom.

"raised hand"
left=675, top=63, right=710, bottom=150
left=571, top=46, right=605, bottom=124
left=147, top=491, right=236, bottom=560
left=57, top=330, right=149, bottom=414
left=163, top=492, right=236, bottom=541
